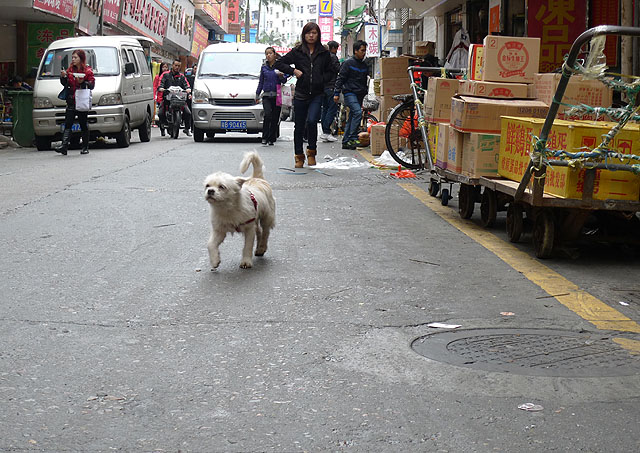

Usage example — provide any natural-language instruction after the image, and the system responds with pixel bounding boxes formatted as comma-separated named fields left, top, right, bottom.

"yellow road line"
left=395, top=182, right=640, bottom=336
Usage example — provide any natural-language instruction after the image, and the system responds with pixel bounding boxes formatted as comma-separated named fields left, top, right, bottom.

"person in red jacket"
left=55, top=49, right=95, bottom=155
left=153, top=62, right=169, bottom=135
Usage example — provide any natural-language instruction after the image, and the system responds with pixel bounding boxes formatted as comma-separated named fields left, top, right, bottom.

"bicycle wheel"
left=384, top=100, right=428, bottom=169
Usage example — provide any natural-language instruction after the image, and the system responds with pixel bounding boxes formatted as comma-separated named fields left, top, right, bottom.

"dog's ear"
left=235, top=177, right=248, bottom=188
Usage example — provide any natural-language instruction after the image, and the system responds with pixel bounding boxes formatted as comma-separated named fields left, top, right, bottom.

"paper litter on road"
left=518, top=403, right=544, bottom=412
left=427, top=322, right=462, bottom=329
left=500, top=312, right=515, bottom=316
left=619, top=301, right=630, bottom=306
left=373, top=150, right=400, bottom=168
left=314, top=157, right=369, bottom=169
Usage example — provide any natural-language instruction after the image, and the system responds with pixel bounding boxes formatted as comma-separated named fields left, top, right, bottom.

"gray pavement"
left=1, top=122, right=639, bottom=452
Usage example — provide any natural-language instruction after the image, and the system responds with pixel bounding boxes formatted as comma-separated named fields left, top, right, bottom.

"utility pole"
left=245, top=0, right=251, bottom=43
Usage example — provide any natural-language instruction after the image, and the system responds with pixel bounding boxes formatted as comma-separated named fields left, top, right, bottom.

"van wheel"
left=138, top=111, right=151, bottom=142
left=116, top=115, right=131, bottom=148
left=35, top=135, right=51, bottom=151
left=193, top=126, right=204, bottom=142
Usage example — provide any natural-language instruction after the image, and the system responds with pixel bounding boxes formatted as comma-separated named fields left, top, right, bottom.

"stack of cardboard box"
left=378, top=57, right=411, bottom=121
left=446, top=36, right=550, bottom=177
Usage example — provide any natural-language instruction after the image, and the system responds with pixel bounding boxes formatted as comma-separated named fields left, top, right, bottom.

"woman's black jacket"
left=275, top=44, right=333, bottom=100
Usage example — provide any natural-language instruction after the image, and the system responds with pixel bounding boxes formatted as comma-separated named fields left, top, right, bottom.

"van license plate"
left=220, top=120, right=247, bottom=130
left=60, top=123, right=81, bottom=132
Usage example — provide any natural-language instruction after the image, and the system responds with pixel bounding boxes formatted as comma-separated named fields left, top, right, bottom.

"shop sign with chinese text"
left=27, top=22, right=75, bottom=70
left=365, top=24, right=380, bottom=57
left=319, top=0, right=333, bottom=17
left=319, top=16, right=333, bottom=44
left=103, top=0, right=121, bottom=25
left=165, top=0, right=195, bottom=51
left=191, top=21, right=209, bottom=59
left=78, top=0, right=101, bottom=35
left=120, top=0, right=169, bottom=44
left=527, top=0, right=587, bottom=73
left=590, top=0, right=619, bottom=67
left=32, top=0, right=81, bottom=21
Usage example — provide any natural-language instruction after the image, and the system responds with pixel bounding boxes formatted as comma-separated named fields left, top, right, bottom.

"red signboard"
left=319, top=16, right=333, bottom=45
left=103, top=0, right=121, bottom=25
left=121, top=0, right=169, bottom=45
left=527, top=0, right=587, bottom=73
left=202, top=1, right=222, bottom=25
left=228, top=0, right=240, bottom=24
left=191, top=21, right=209, bottom=58
left=590, top=0, right=619, bottom=67
left=33, top=0, right=79, bottom=21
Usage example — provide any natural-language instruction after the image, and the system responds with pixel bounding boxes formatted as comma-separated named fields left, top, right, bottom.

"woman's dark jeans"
left=293, top=94, right=323, bottom=154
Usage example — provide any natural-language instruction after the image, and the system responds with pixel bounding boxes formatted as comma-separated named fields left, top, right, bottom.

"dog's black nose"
left=206, top=188, right=215, bottom=196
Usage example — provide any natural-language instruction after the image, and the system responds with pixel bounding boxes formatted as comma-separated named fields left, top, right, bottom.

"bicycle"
left=384, top=66, right=462, bottom=169
left=330, top=99, right=379, bottom=137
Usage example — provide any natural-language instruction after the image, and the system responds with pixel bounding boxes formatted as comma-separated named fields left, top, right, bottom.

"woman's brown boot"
left=306, top=148, right=317, bottom=166
left=295, top=154, right=305, bottom=168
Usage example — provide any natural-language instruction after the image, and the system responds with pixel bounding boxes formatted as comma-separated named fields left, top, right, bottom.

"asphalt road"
left=1, top=122, right=639, bottom=452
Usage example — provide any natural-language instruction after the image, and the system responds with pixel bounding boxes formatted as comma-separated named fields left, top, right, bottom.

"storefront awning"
left=343, top=4, right=366, bottom=31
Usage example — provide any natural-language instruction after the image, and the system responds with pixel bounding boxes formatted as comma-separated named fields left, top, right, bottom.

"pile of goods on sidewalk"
left=419, top=35, right=639, bottom=201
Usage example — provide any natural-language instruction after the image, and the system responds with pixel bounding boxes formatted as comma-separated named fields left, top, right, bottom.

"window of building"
left=276, top=12, right=279, bottom=18
left=309, top=5, right=316, bottom=14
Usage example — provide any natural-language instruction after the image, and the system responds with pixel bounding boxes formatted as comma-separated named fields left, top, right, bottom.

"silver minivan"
left=32, top=36, right=154, bottom=151
left=191, top=42, right=267, bottom=142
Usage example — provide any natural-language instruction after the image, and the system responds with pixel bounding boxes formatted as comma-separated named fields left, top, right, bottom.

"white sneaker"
left=326, top=134, right=338, bottom=142
left=319, top=133, right=330, bottom=142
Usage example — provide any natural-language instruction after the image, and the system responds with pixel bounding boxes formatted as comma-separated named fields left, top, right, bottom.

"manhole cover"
left=411, top=328, right=640, bottom=377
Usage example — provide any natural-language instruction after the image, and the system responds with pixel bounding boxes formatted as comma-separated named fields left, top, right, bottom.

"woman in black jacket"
left=275, top=22, right=333, bottom=168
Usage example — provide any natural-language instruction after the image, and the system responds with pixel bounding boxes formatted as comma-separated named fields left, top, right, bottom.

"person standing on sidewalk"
left=55, top=49, right=95, bottom=155
left=275, top=22, right=334, bottom=168
left=256, top=47, right=286, bottom=146
left=319, top=41, right=341, bottom=143
left=333, top=40, right=368, bottom=150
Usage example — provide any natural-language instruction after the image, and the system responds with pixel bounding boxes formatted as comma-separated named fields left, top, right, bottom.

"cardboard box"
left=483, top=36, right=540, bottom=83
left=424, top=77, right=459, bottom=123
left=499, top=116, right=640, bottom=200
left=447, top=127, right=465, bottom=173
left=462, top=133, right=501, bottom=177
left=415, top=41, right=435, bottom=56
left=380, top=77, right=411, bottom=96
left=450, top=95, right=548, bottom=134
left=533, top=73, right=613, bottom=120
left=458, top=79, right=531, bottom=99
left=436, top=123, right=449, bottom=168
left=427, top=122, right=438, bottom=162
left=379, top=57, right=410, bottom=79
left=379, top=95, right=400, bottom=122
left=370, top=123, right=386, bottom=156
left=468, top=44, right=484, bottom=81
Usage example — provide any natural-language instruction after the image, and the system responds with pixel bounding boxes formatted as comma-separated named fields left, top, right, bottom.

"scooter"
left=164, top=86, right=189, bottom=139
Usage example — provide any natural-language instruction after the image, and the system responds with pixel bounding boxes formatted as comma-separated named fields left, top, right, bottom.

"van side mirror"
left=124, top=62, right=135, bottom=75
left=29, top=67, right=38, bottom=78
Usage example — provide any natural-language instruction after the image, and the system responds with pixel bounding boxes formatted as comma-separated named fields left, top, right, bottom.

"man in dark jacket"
left=334, top=40, right=368, bottom=150
left=159, top=59, right=192, bottom=136
left=319, top=41, right=340, bottom=142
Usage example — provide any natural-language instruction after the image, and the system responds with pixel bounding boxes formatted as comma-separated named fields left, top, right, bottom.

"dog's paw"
left=255, top=248, right=266, bottom=257
left=210, top=258, right=221, bottom=269
left=239, top=260, right=253, bottom=269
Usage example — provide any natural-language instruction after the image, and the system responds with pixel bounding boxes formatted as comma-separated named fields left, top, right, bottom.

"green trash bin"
left=9, top=90, right=35, bottom=147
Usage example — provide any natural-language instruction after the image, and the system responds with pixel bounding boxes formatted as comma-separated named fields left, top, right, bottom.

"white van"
left=32, top=36, right=155, bottom=151
left=191, top=42, right=267, bottom=142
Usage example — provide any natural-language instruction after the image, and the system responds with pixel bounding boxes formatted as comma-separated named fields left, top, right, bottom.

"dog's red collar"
left=236, top=192, right=258, bottom=232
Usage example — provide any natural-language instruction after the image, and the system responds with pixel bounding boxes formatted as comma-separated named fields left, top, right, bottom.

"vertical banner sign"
left=318, top=0, right=333, bottom=44
left=227, top=0, right=240, bottom=35
left=489, top=0, right=500, bottom=34
left=528, top=0, right=587, bottom=73
left=364, top=24, right=380, bottom=57
left=590, top=0, right=619, bottom=67
left=27, top=23, right=75, bottom=70
left=191, top=21, right=209, bottom=59
left=103, top=0, right=121, bottom=25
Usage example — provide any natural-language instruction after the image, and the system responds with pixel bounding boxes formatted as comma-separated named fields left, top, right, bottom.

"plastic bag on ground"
left=314, top=157, right=369, bottom=169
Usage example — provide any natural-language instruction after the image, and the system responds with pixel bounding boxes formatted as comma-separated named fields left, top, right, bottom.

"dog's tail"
left=240, top=151, right=265, bottom=179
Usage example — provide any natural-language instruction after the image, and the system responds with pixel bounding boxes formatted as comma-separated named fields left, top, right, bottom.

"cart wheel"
left=533, top=211, right=555, bottom=259
left=480, top=188, right=497, bottom=228
left=441, top=188, right=450, bottom=206
left=506, top=203, right=524, bottom=243
left=428, top=180, right=439, bottom=197
left=458, top=184, right=475, bottom=219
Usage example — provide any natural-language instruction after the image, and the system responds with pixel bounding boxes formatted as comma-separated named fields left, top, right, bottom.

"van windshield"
left=199, top=52, right=263, bottom=78
left=38, top=47, right=120, bottom=78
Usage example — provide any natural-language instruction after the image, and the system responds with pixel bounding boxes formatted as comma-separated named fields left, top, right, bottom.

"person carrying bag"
left=55, top=49, right=95, bottom=155
left=256, top=47, right=287, bottom=146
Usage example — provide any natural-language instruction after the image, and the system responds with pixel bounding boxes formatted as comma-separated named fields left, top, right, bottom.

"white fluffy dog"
left=204, top=151, right=276, bottom=269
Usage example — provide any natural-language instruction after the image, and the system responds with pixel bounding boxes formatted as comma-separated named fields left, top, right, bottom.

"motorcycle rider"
left=159, top=59, right=192, bottom=137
